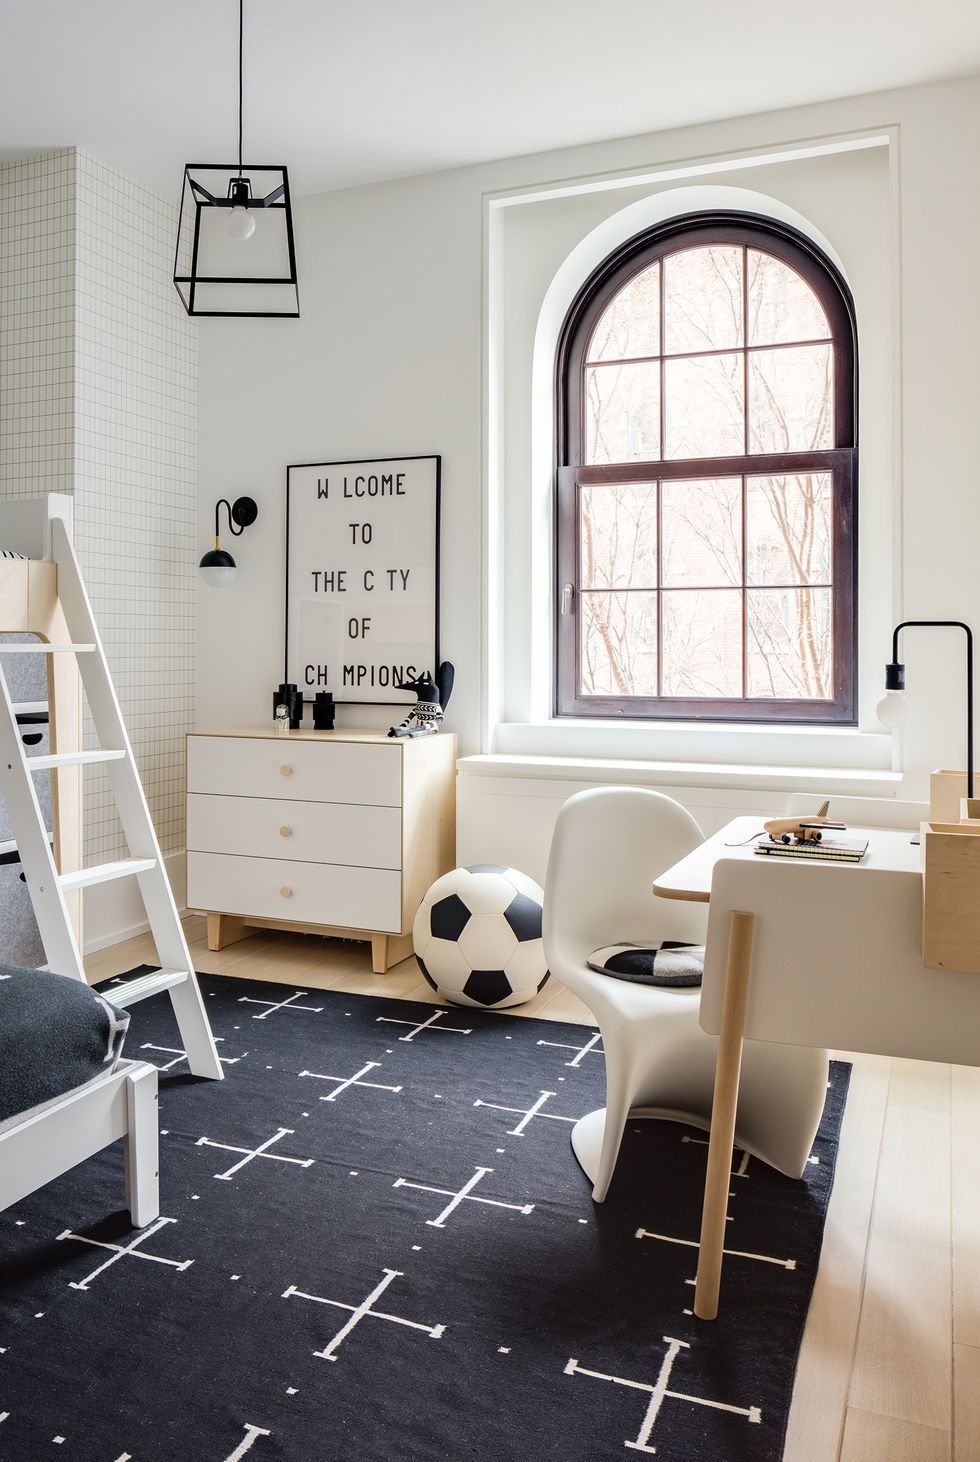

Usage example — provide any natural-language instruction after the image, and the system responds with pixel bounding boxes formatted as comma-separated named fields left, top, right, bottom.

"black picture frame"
left=285, top=454, right=442, bottom=706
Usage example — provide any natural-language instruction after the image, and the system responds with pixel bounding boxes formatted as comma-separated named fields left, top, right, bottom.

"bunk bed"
left=0, top=495, right=219, bottom=1227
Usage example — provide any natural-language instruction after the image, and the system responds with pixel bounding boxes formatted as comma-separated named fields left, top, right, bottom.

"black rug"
left=0, top=970, right=849, bottom=1462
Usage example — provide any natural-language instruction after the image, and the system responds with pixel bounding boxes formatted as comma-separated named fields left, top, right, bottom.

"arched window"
left=555, top=212, right=857, bottom=723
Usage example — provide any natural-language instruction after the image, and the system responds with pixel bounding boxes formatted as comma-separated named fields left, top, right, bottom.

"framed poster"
left=286, top=454, right=440, bottom=704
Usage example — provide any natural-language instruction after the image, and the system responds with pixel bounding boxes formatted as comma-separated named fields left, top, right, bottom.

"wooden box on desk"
left=930, top=769, right=968, bottom=822
left=921, top=820, right=980, bottom=973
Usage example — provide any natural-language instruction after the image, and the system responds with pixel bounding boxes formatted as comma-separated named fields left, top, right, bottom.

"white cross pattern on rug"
left=238, top=991, right=324, bottom=1020
left=375, top=1009, right=473, bottom=1042
left=56, top=1216, right=192, bottom=1291
left=283, top=1268, right=446, bottom=1362
left=473, top=1088, right=580, bottom=1137
left=564, top=1337, right=762, bottom=1454
left=299, top=1061, right=403, bottom=1103
left=634, top=1226, right=797, bottom=1271
left=536, top=1032, right=604, bottom=1068
left=393, top=1165, right=534, bottom=1229
left=140, top=1038, right=247, bottom=1072
left=679, top=1132, right=821, bottom=1177
left=196, top=1126, right=315, bottom=1182
left=680, top=1132, right=752, bottom=1178
left=222, top=1423, right=272, bottom=1460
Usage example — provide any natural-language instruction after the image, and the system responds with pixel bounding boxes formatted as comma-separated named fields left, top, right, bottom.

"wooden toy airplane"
left=762, top=801, right=847, bottom=845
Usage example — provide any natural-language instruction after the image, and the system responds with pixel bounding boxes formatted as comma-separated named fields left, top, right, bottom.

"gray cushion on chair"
left=0, top=964, right=130, bottom=1123
left=587, top=941, right=705, bottom=987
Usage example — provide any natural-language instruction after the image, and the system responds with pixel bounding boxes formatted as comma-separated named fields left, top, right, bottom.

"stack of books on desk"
left=754, top=835, right=869, bottom=863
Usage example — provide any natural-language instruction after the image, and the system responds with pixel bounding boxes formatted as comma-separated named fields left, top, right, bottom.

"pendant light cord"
left=237, top=0, right=244, bottom=176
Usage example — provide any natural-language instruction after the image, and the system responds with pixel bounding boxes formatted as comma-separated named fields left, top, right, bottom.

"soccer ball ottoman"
left=413, top=864, right=549, bottom=1009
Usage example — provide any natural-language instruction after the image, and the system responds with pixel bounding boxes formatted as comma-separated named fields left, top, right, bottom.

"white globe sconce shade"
left=199, top=550, right=238, bottom=589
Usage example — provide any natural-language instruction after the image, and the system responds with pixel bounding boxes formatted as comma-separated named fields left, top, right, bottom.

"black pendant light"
left=174, top=0, right=299, bottom=317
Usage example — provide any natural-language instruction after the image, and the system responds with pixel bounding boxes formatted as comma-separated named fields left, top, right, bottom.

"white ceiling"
left=2, top=0, right=979, bottom=200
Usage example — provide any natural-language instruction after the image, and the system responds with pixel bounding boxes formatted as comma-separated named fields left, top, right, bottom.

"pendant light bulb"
left=226, top=177, right=256, bottom=240
left=225, top=205, right=256, bottom=241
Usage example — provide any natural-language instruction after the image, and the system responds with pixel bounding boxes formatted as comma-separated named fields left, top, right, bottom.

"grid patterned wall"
left=75, top=153, right=198, bottom=862
left=0, top=151, right=76, bottom=499
left=0, top=149, right=197, bottom=867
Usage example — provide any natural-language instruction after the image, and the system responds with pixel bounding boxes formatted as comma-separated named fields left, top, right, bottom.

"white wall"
left=74, top=151, right=198, bottom=867
left=197, top=75, right=980, bottom=871
left=196, top=166, right=484, bottom=746
left=0, top=149, right=197, bottom=950
left=0, top=150, right=76, bottom=502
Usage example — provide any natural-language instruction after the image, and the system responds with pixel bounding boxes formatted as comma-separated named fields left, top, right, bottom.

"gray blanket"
left=0, top=965, right=129, bottom=1123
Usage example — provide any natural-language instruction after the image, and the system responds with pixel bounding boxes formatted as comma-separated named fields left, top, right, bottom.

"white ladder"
left=0, top=518, right=222, bottom=1080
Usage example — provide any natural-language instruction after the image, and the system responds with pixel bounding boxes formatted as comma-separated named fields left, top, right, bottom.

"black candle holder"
left=313, top=692, right=336, bottom=731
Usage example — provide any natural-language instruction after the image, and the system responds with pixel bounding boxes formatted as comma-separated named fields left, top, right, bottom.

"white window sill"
left=458, top=751, right=902, bottom=798
left=491, top=717, right=892, bottom=776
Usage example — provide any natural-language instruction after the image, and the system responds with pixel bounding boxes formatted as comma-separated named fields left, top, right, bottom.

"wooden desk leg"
left=694, top=909, right=755, bottom=1321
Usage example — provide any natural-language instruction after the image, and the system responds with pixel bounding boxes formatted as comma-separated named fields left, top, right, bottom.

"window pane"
left=749, top=343, right=833, bottom=452
left=661, top=478, right=742, bottom=587
left=585, top=362, right=660, bottom=463
left=661, top=589, right=742, bottom=697
left=588, top=263, right=660, bottom=362
left=747, top=251, right=830, bottom=345
left=747, top=588, right=832, bottom=698
left=663, top=245, right=743, bottom=354
left=580, top=482, right=657, bottom=589
left=664, top=353, right=744, bottom=459
left=746, top=473, right=831, bottom=586
left=581, top=592, right=658, bottom=696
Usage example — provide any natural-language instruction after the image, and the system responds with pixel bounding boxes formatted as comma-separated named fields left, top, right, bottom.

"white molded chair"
left=543, top=787, right=828, bottom=1201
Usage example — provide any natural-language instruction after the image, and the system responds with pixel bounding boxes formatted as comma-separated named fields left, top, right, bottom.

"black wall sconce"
left=876, top=619, right=974, bottom=797
left=199, top=497, right=258, bottom=588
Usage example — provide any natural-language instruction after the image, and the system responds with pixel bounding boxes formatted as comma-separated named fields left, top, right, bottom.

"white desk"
left=652, top=815, right=922, bottom=903
left=650, top=815, right=970, bottom=1321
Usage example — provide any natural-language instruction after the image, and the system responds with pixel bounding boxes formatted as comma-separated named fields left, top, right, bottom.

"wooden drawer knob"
left=279, top=825, right=292, bottom=838
left=280, top=886, right=293, bottom=898
left=280, top=764, right=293, bottom=777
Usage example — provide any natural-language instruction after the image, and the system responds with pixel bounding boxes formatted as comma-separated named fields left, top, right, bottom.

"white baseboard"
left=83, top=850, right=187, bottom=955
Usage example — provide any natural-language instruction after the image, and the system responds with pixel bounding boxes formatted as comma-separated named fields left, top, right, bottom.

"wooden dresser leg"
left=694, top=909, right=755, bottom=1322
left=207, top=912, right=253, bottom=952
left=371, top=932, right=415, bottom=974
left=372, top=929, right=418, bottom=976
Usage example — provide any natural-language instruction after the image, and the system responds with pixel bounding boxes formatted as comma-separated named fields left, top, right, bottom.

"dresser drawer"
left=187, top=851, right=402, bottom=933
left=187, top=794, right=401, bottom=870
left=187, top=736, right=401, bottom=806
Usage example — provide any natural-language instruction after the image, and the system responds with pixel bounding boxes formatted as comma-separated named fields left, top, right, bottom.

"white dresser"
left=186, top=727, right=456, bottom=972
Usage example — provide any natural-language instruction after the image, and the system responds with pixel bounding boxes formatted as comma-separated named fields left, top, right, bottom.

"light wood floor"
left=86, top=920, right=980, bottom=1462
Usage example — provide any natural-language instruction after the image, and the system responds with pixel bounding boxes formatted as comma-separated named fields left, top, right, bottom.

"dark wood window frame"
left=555, top=211, right=858, bottom=725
